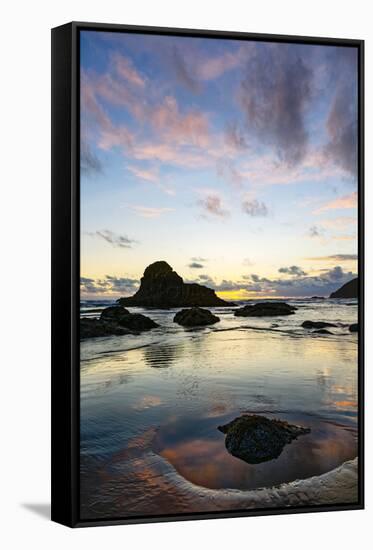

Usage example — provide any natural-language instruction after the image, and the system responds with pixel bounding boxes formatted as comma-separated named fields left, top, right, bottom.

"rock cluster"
left=80, top=306, right=158, bottom=339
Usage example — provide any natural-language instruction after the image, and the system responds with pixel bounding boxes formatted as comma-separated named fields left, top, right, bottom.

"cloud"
left=191, top=256, right=207, bottom=262
left=198, top=194, right=230, bottom=218
left=172, top=47, right=201, bottom=93
left=196, top=44, right=252, bottom=81
left=126, top=205, right=174, bottom=218
left=323, top=82, right=357, bottom=175
left=188, top=262, right=204, bottom=269
left=150, top=95, right=210, bottom=148
left=242, top=198, right=268, bottom=217
left=171, top=43, right=251, bottom=88
left=305, top=254, right=357, bottom=262
left=240, top=44, right=313, bottom=165
left=224, top=122, right=248, bottom=151
left=90, top=230, right=137, bottom=248
left=112, top=53, right=146, bottom=88
left=81, top=141, right=102, bottom=175
left=186, top=263, right=356, bottom=297
left=80, top=275, right=139, bottom=297
left=314, top=192, right=357, bottom=214
left=216, top=160, right=245, bottom=188
left=278, top=265, right=307, bottom=277
left=242, top=265, right=356, bottom=297
left=319, top=216, right=356, bottom=229
left=127, top=165, right=159, bottom=182
left=308, top=225, right=323, bottom=238
left=242, top=257, right=254, bottom=266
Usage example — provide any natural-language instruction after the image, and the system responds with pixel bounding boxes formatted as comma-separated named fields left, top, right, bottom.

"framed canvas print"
left=51, top=22, right=364, bottom=527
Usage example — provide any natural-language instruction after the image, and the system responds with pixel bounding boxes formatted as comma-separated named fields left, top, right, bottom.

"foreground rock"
left=330, top=278, right=358, bottom=299
left=234, top=302, right=297, bottom=317
left=114, top=312, right=159, bottom=331
left=313, top=328, right=332, bottom=334
left=302, top=320, right=337, bottom=329
left=100, top=305, right=130, bottom=321
left=80, top=318, right=132, bottom=339
left=118, top=261, right=232, bottom=308
left=218, top=415, right=310, bottom=464
left=174, top=307, right=220, bottom=327
left=349, top=323, right=358, bottom=332
left=80, top=306, right=158, bottom=339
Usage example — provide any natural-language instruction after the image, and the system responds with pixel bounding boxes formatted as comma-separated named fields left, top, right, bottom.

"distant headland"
left=330, top=278, right=358, bottom=299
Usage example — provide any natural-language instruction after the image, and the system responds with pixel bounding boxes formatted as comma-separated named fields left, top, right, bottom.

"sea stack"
left=117, top=261, right=232, bottom=308
left=330, top=278, right=358, bottom=299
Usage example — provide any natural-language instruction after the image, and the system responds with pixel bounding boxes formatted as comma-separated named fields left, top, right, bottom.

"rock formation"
left=117, top=261, right=232, bottom=308
left=173, top=307, right=220, bottom=327
left=234, top=301, right=297, bottom=317
left=330, top=278, right=358, bottom=299
left=80, top=306, right=158, bottom=339
left=349, top=323, right=358, bottom=332
left=218, top=414, right=310, bottom=464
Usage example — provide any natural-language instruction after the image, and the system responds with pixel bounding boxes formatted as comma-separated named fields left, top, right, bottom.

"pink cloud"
left=150, top=96, right=210, bottom=147
left=112, top=53, right=146, bottom=88
left=319, top=216, right=356, bottom=229
left=198, top=193, right=230, bottom=218
left=314, top=192, right=357, bottom=214
left=127, top=165, right=159, bottom=182
left=196, top=45, right=252, bottom=80
left=126, top=205, right=175, bottom=218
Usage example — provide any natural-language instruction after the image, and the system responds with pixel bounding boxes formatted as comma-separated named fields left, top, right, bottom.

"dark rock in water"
left=311, top=296, right=325, bottom=300
left=117, top=260, right=232, bottom=308
left=80, top=310, right=158, bottom=339
left=313, top=328, right=332, bottom=334
left=330, top=278, right=358, bottom=299
left=302, top=320, right=337, bottom=329
left=218, top=415, right=310, bottom=464
left=173, top=307, right=220, bottom=327
left=234, top=301, right=297, bottom=317
left=349, top=323, right=358, bottom=332
left=116, top=313, right=159, bottom=331
left=80, top=318, right=132, bottom=339
left=100, top=305, right=130, bottom=321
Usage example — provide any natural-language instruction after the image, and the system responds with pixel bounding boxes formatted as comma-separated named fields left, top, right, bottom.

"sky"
left=80, top=30, right=358, bottom=300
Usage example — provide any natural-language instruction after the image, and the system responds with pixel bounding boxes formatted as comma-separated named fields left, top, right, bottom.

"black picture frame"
left=51, top=21, right=365, bottom=528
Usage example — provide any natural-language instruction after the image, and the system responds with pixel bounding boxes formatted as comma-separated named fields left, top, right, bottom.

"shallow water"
left=80, top=299, right=358, bottom=519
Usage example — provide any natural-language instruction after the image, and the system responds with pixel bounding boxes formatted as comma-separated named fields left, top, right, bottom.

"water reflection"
left=143, top=342, right=183, bottom=368
left=153, top=413, right=357, bottom=491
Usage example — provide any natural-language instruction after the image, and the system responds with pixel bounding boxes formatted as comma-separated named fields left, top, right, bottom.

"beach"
left=80, top=298, right=358, bottom=520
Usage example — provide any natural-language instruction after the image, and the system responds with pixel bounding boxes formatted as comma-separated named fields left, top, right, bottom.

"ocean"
left=79, top=298, right=358, bottom=519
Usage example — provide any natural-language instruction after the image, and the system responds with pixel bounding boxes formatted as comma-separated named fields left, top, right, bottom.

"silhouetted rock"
left=80, top=318, right=132, bottom=339
left=234, top=302, right=297, bottom=317
left=115, top=313, right=159, bottom=331
left=118, top=261, right=232, bottom=308
left=173, top=307, right=220, bottom=327
left=218, top=415, right=310, bottom=464
left=311, top=296, right=325, bottom=300
left=100, top=305, right=130, bottom=321
left=302, top=320, right=337, bottom=329
left=80, top=309, right=158, bottom=339
left=313, top=328, right=332, bottom=334
left=330, top=278, right=358, bottom=299
left=349, top=323, right=358, bottom=332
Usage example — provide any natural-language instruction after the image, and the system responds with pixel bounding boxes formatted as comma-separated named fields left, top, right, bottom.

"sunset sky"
left=80, top=31, right=358, bottom=300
